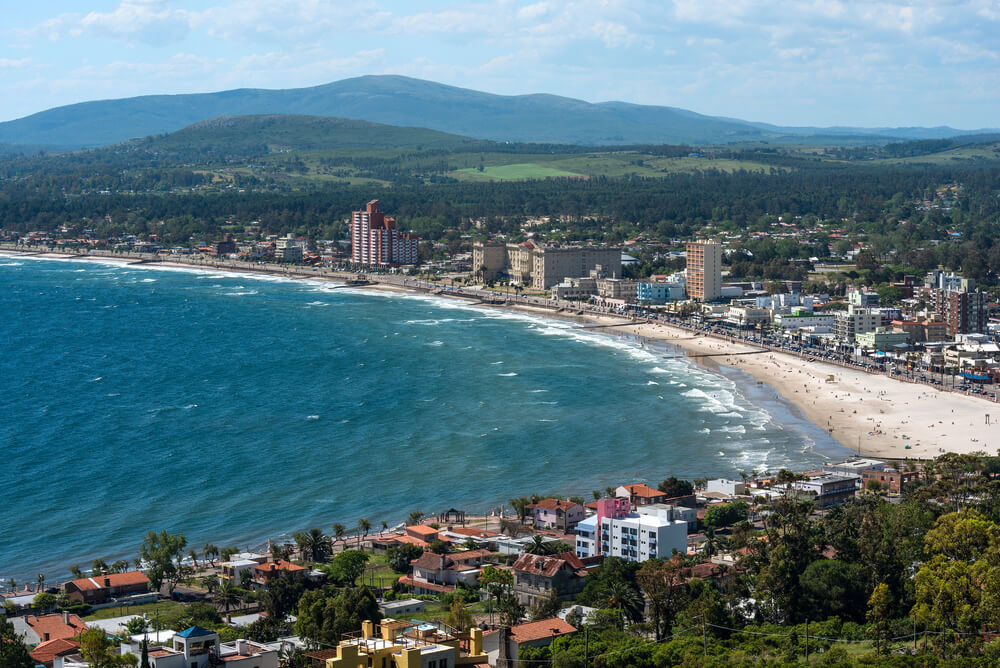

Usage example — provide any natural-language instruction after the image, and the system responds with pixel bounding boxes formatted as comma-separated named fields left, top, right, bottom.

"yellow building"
left=322, top=619, right=486, bottom=668
left=686, top=240, right=722, bottom=301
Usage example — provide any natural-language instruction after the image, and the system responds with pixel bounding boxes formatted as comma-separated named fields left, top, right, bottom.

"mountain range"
left=0, top=75, right=995, bottom=150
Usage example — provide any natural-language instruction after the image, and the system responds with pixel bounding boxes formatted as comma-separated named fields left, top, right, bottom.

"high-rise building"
left=275, top=233, right=303, bottom=262
left=350, top=200, right=420, bottom=267
left=686, top=240, right=722, bottom=301
left=934, top=288, right=987, bottom=336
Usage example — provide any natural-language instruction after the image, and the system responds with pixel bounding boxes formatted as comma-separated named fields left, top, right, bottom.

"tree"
left=798, top=560, right=867, bottom=623
left=139, top=530, right=187, bottom=595
left=447, top=596, right=474, bottom=631
left=636, top=557, right=687, bottom=639
left=295, top=587, right=381, bottom=647
left=33, top=591, right=57, bottom=611
left=867, top=583, right=893, bottom=656
left=405, top=511, right=425, bottom=527
left=259, top=576, right=305, bottom=620
left=529, top=588, right=563, bottom=621
left=331, top=523, right=347, bottom=549
left=597, top=578, right=645, bottom=629
left=215, top=579, right=240, bottom=614
left=480, top=566, right=514, bottom=625
left=203, top=543, right=219, bottom=566
left=293, top=528, right=331, bottom=563
left=357, top=518, right=371, bottom=551
left=201, top=575, right=218, bottom=594
left=0, top=617, right=34, bottom=668
left=139, top=638, right=150, bottom=668
left=657, top=477, right=693, bottom=498
left=387, top=544, right=423, bottom=573
left=124, top=616, right=148, bottom=635
left=497, top=594, right=525, bottom=627
left=703, top=500, right=749, bottom=530
left=327, top=550, right=369, bottom=586
left=79, top=627, right=138, bottom=667
left=508, top=497, right=530, bottom=524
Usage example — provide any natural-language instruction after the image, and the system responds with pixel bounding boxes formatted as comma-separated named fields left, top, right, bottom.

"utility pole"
left=702, top=614, right=707, bottom=657
left=805, top=619, right=809, bottom=665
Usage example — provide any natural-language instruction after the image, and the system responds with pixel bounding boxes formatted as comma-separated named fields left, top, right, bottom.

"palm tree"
left=592, top=490, right=602, bottom=500
left=332, top=523, right=347, bottom=552
left=598, top=580, right=645, bottom=627
left=525, top=535, right=549, bottom=555
left=188, top=549, right=199, bottom=569
left=380, top=520, right=389, bottom=534
left=203, top=543, right=219, bottom=566
left=214, top=579, right=239, bottom=614
left=36, top=574, right=45, bottom=592
left=357, top=519, right=371, bottom=551
left=293, top=528, right=330, bottom=563
left=406, top=511, right=424, bottom=526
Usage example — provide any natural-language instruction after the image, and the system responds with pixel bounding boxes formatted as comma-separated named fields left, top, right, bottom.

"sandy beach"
left=6, top=247, right=996, bottom=462
left=615, top=320, right=997, bottom=461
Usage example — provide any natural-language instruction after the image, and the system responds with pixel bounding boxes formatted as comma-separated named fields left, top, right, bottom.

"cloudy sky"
left=2, top=0, right=998, bottom=128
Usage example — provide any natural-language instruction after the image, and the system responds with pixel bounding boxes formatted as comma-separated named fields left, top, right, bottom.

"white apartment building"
left=274, top=234, right=303, bottom=262
left=834, top=305, right=882, bottom=343
left=574, top=502, right=688, bottom=562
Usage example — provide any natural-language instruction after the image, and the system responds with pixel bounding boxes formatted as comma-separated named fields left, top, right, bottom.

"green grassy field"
left=84, top=599, right=185, bottom=621
left=456, top=163, right=584, bottom=181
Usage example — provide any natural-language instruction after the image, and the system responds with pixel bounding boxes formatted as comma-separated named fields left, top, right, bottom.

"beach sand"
left=617, top=320, right=997, bottom=460
left=6, top=248, right=995, bottom=461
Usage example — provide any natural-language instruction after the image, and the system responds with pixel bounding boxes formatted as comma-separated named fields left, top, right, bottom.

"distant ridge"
left=0, top=75, right=995, bottom=149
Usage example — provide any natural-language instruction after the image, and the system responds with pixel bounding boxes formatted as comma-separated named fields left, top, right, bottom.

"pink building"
left=350, top=200, right=420, bottom=267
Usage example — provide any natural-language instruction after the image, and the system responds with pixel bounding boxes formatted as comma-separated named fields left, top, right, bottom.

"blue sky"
left=1, top=0, right=998, bottom=128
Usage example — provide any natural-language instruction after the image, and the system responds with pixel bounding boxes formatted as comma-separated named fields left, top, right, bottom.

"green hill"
left=135, top=114, right=485, bottom=155
left=3, top=75, right=993, bottom=150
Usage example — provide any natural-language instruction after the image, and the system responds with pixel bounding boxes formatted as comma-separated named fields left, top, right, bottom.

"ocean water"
left=0, top=255, right=841, bottom=580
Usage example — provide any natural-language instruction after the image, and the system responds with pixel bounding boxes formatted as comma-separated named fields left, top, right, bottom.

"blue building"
left=637, top=282, right=685, bottom=305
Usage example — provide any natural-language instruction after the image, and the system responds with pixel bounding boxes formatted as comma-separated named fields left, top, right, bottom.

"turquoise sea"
left=0, top=255, right=843, bottom=581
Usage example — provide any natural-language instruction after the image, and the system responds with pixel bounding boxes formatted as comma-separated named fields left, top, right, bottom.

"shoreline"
left=4, top=247, right=995, bottom=461
left=0, top=247, right=987, bottom=583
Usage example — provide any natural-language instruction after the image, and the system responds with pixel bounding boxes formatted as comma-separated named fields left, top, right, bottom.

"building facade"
left=574, top=498, right=688, bottom=562
left=275, top=234, right=303, bottom=262
left=834, top=305, right=882, bottom=343
left=686, top=240, right=722, bottom=301
left=350, top=200, right=419, bottom=267
left=934, top=289, right=988, bottom=336
left=471, top=241, right=621, bottom=289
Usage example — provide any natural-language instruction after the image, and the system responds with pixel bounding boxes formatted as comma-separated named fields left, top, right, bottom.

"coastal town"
left=3, top=451, right=997, bottom=667
left=4, top=199, right=1000, bottom=666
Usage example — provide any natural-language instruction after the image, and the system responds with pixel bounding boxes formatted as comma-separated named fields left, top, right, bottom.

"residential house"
left=252, top=559, right=306, bottom=588
left=220, top=559, right=259, bottom=583
left=512, top=552, right=590, bottom=607
left=398, top=549, right=492, bottom=595
left=13, top=612, right=88, bottom=645
left=791, top=474, right=861, bottom=508
left=483, top=618, right=577, bottom=666
left=861, top=468, right=920, bottom=494
left=528, top=498, right=586, bottom=531
left=64, top=571, right=150, bottom=604
left=616, top=483, right=669, bottom=508
left=29, top=638, right=81, bottom=668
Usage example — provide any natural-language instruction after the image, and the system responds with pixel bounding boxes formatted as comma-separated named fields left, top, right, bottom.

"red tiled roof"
left=528, top=499, right=581, bottom=511
left=509, top=617, right=576, bottom=644
left=30, top=638, right=80, bottom=664
left=25, top=614, right=88, bottom=642
left=620, top=484, right=666, bottom=498
left=410, top=549, right=490, bottom=572
left=407, top=525, right=440, bottom=536
left=253, top=559, right=305, bottom=574
left=68, top=571, right=149, bottom=591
